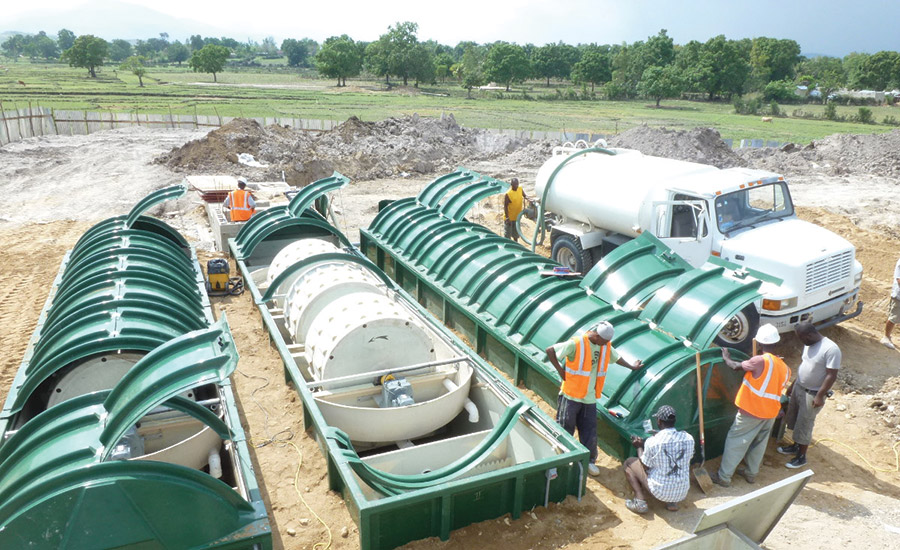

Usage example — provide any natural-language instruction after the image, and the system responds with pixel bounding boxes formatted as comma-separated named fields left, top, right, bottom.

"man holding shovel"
left=711, top=324, right=791, bottom=487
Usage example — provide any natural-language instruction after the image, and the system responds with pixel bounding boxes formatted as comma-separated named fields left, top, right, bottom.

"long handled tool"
left=693, top=351, right=713, bottom=493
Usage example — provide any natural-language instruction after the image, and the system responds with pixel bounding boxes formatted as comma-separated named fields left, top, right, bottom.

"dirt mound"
left=736, top=129, right=900, bottom=177
left=607, top=126, right=746, bottom=168
left=157, top=114, right=528, bottom=185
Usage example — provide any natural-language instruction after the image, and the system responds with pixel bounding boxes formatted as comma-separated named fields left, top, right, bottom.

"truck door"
left=650, top=197, right=712, bottom=267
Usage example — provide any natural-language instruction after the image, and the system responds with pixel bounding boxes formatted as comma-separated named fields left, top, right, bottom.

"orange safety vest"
left=561, top=334, right=611, bottom=400
left=734, top=353, right=791, bottom=419
left=505, top=187, right=524, bottom=221
left=228, top=189, right=255, bottom=221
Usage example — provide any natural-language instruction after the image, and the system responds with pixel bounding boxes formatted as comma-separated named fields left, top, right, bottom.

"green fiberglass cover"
left=0, top=319, right=269, bottom=550
left=361, top=169, right=764, bottom=460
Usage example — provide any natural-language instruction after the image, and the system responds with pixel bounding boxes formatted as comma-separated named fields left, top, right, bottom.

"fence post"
left=194, top=105, right=198, bottom=129
left=213, top=106, right=222, bottom=127
left=0, top=100, right=10, bottom=145
left=84, top=110, right=89, bottom=135
left=168, top=106, right=174, bottom=129
left=49, top=107, right=58, bottom=136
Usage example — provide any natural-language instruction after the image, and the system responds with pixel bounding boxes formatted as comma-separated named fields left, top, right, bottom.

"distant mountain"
left=2, top=0, right=228, bottom=42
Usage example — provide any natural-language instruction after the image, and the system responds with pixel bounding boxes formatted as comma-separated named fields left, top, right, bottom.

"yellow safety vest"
left=561, top=334, right=611, bottom=400
left=734, top=353, right=791, bottom=419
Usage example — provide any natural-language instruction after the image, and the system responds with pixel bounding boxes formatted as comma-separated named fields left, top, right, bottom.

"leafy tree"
left=799, top=56, right=845, bottom=103
left=571, top=46, right=611, bottom=92
left=609, top=42, right=643, bottom=98
left=315, top=34, right=362, bottom=86
left=843, top=52, right=869, bottom=89
left=298, top=38, right=319, bottom=60
left=459, top=45, right=486, bottom=98
left=24, top=32, right=59, bottom=61
left=261, top=36, right=277, bottom=56
left=854, top=51, right=900, bottom=90
left=109, top=39, right=133, bottom=62
left=1, top=34, right=25, bottom=61
left=120, top=55, right=148, bottom=86
left=762, top=79, right=796, bottom=102
left=433, top=52, right=455, bottom=82
left=532, top=42, right=581, bottom=85
left=678, top=35, right=750, bottom=100
left=188, top=44, right=230, bottom=82
left=368, top=21, right=422, bottom=86
left=484, top=42, right=531, bottom=91
left=167, top=41, right=190, bottom=65
left=637, top=65, right=685, bottom=106
left=190, top=34, right=204, bottom=51
left=641, top=29, right=675, bottom=68
left=408, top=44, right=434, bottom=86
left=57, top=28, right=76, bottom=51
left=750, top=37, right=801, bottom=88
left=62, top=35, right=108, bottom=77
left=281, top=39, right=308, bottom=67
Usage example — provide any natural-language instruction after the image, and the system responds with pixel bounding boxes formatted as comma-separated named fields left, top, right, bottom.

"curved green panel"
left=367, top=197, right=417, bottom=236
left=260, top=252, right=394, bottom=304
left=74, top=215, right=189, bottom=252
left=125, top=183, right=187, bottom=228
left=100, top=318, right=237, bottom=452
left=416, top=168, right=479, bottom=207
left=54, top=261, right=199, bottom=304
left=60, top=247, right=196, bottom=289
left=439, top=178, right=506, bottom=221
left=48, top=271, right=202, bottom=327
left=639, top=267, right=763, bottom=348
left=0, top=462, right=265, bottom=550
left=68, top=231, right=191, bottom=272
left=580, top=233, right=691, bottom=310
left=161, top=395, right=232, bottom=441
left=234, top=216, right=354, bottom=260
left=287, top=172, right=349, bottom=217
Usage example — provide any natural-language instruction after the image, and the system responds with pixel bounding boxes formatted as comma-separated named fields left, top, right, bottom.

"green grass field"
left=1, top=59, right=897, bottom=144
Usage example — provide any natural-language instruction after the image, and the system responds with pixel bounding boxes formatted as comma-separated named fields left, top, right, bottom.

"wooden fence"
left=0, top=104, right=782, bottom=149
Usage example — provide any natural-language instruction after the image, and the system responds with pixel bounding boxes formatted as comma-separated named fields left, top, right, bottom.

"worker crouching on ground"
left=224, top=177, right=256, bottom=222
left=712, top=324, right=791, bottom=487
left=622, top=405, right=695, bottom=514
left=545, top=321, right=644, bottom=477
left=503, top=178, right=526, bottom=242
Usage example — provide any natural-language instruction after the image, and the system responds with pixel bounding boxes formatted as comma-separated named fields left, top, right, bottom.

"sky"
left=4, top=0, right=900, bottom=57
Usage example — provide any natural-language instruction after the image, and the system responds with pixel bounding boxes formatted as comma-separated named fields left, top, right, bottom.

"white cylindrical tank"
left=264, top=238, right=340, bottom=291
left=534, top=148, right=717, bottom=237
left=304, top=292, right=435, bottom=382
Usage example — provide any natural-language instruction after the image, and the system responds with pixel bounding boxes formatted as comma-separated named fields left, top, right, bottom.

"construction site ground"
left=1, top=119, right=899, bottom=549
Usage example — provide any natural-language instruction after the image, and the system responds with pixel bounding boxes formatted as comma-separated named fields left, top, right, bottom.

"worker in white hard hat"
left=711, top=323, right=791, bottom=487
left=546, top=321, right=645, bottom=477
left=224, top=177, right=256, bottom=222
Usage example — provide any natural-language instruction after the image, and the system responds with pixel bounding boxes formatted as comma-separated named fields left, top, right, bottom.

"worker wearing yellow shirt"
left=503, top=178, right=527, bottom=242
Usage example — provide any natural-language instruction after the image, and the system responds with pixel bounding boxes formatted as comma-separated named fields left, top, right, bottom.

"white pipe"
left=442, top=378, right=479, bottom=423
left=208, top=448, right=223, bottom=479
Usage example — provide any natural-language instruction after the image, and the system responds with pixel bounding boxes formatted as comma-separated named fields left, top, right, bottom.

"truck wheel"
left=714, top=305, right=760, bottom=354
left=551, top=235, right=594, bottom=273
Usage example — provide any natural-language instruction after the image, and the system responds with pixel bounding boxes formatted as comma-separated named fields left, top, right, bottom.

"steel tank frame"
left=230, top=173, right=588, bottom=550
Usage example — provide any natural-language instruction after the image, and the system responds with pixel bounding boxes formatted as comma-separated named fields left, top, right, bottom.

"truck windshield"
left=715, top=182, right=793, bottom=233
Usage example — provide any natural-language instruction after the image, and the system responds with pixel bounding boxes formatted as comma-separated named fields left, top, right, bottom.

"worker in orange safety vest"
left=546, top=321, right=645, bottom=476
left=224, top=178, right=256, bottom=222
left=711, top=323, right=791, bottom=487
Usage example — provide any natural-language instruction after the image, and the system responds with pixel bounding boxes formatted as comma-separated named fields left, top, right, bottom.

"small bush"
left=733, top=97, right=744, bottom=114
left=824, top=102, right=837, bottom=121
left=857, top=107, right=874, bottom=124
left=763, top=80, right=797, bottom=103
left=769, top=101, right=780, bottom=116
left=883, top=115, right=900, bottom=126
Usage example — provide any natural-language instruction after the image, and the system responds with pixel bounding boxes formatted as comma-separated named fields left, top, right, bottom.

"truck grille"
left=805, top=251, right=853, bottom=293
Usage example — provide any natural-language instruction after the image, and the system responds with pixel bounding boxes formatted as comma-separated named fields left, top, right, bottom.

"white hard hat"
left=593, top=321, right=615, bottom=341
left=237, top=177, right=248, bottom=184
left=755, top=323, right=780, bottom=345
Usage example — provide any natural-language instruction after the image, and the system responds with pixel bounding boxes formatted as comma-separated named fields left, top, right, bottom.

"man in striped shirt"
left=623, top=405, right=695, bottom=513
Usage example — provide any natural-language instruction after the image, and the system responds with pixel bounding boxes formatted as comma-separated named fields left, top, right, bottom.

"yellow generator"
left=205, top=259, right=244, bottom=296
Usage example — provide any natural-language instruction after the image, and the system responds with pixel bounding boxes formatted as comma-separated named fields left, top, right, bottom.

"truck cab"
left=536, top=145, right=863, bottom=350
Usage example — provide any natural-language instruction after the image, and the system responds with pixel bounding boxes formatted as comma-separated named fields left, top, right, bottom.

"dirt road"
left=0, top=127, right=898, bottom=549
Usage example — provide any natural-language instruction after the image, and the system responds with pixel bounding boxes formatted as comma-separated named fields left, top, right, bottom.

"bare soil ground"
left=1, top=122, right=899, bottom=549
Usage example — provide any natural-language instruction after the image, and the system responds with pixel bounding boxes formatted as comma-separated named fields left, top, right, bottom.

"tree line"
left=3, top=25, right=900, bottom=105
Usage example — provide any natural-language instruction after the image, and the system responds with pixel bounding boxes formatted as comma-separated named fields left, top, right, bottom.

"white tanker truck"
left=531, top=143, right=863, bottom=350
